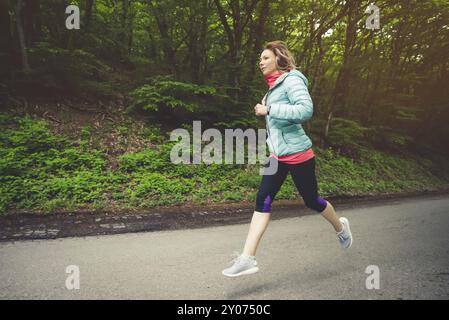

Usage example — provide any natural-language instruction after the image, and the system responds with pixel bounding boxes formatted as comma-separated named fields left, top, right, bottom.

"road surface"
left=1, top=194, right=448, bottom=299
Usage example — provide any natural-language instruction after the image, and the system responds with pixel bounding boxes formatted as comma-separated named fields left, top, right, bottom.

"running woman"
left=222, top=41, right=353, bottom=278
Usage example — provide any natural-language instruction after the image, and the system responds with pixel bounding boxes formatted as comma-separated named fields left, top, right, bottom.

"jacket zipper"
left=264, top=72, right=291, bottom=154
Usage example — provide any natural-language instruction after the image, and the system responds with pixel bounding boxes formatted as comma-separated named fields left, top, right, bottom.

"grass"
left=1, top=113, right=448, bottom=214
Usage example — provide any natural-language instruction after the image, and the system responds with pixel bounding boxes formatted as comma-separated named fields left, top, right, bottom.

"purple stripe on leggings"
left=317, top=197, right=327, bottom=212
left=263, top=195, right=272, bottom=212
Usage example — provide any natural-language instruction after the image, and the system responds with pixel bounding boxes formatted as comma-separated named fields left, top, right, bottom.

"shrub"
left=127, top=75, right=232, bottom=123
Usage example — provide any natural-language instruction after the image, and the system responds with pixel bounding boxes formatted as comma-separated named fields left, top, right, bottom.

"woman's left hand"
left=254, top=103, right=268, bottom=116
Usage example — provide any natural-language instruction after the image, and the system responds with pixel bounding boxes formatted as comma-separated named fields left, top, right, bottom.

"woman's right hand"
left=254, top=103, right=268, bottom=116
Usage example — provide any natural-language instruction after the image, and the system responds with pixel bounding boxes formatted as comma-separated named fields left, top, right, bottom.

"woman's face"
left=259, top=49, right=278, bottom=76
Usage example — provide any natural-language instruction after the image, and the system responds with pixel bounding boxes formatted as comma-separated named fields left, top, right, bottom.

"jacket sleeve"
left=268, top=75, right=313, bottom=123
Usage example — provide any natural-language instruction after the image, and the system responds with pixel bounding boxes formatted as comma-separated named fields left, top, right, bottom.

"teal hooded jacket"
left=264, top=69, right=313, bottom=157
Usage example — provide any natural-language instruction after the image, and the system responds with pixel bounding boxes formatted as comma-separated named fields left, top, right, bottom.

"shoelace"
left=228, top=251, right=242, bottom=265
left=228, top=251, right=253, bottom=267
left=337, top=222, right=349, bottom=241
left=337, top=231, right=349, bottom=242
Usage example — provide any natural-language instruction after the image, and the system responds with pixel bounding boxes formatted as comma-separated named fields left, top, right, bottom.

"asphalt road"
left=1, top=194, right=449, bottom=300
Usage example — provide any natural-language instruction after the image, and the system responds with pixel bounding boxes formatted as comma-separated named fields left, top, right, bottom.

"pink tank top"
left=270, top=149, right=315, bottom=164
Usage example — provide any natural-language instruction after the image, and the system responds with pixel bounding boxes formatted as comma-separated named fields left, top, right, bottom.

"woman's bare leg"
left=242, top=211, right=271, bottom=256
left=320, top=200, right=343, bottom=232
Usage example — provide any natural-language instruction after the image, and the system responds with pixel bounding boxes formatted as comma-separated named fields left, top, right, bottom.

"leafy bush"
left=19, top=42, right=114, bottom=97
left=0, top=114, right=108, bottom=212
left=325, top=117, right=370, bottom=156
left=127, top=75, right=231, bottom=121
left=1, top=113, right=447, bottom=214
left=365, top=125, right=414, bottom=153
left=118, top=148, right=171, bottom=172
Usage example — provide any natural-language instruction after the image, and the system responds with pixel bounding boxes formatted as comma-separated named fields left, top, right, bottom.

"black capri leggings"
left=255, top=156, right=328, bottom=213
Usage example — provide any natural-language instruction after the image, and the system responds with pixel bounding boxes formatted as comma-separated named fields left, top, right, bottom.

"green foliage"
left=140, top=126, right=165, bottom=144
left=326, top=117, right=370, bottom=150
left=127, top=75, right=223, bottom=116
left=23, top=42, right=114, bottom=96
left=124, top=172, right=195, bottom=206
left=311, top=118, right=417, bottom=157
left=0, top=115, right=68, bottom=152
left=118, top=148, right=171, bottom=172
left=1, top=114, right=448, bottom=214
left=365, top=125, right=415, bottom=153
left=310, top=117, right=370, bottom=157
left=2, top=0, right=447, bottom=153
left=212, top=117, right=259, bottom=130
left=314, top=147, right=448, bottom=196
left=0, top=114, right=107, bottom=212
left=1, top=0, right=447, bottom=214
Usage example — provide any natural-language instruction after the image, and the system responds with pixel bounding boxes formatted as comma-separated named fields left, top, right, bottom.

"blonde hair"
left=264, top=40, right=297, bottom=72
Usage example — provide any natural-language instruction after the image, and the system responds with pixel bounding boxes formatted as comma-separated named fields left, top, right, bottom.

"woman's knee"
left=304, top=196, right=327, bottom=213
left=255, top=191, right=274, bottom=213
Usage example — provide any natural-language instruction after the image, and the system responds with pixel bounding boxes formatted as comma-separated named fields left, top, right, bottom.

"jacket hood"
left=271, top=69, right=308, bottom=90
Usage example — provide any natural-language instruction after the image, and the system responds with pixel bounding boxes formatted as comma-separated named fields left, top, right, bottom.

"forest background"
left=0, top=0, right=448, bottom=214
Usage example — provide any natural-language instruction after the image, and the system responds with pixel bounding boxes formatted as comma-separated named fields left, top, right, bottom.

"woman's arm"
left=268, top=75, right=313, bottom=123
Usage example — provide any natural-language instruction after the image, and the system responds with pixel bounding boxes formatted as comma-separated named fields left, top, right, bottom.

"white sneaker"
left=222, top=252, right=259, bottom=278
left=337, top=217, right=353, bottom=249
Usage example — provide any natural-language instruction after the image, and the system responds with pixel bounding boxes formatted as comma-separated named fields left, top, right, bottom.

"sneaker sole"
left=340, top=217, right=353, bottom=249
left=222, top=266, right=259, bottom=278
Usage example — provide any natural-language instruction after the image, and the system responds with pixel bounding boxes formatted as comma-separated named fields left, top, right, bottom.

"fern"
left=127, top=75, right=225, bottom=116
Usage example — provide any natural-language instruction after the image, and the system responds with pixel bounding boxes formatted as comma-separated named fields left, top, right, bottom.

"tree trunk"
left=196, top=0, right=210, bottom=84
left=0, top=0, right=11, bottom=49
left=323, top=0, right=360, bottom=144
left=121, top=0, right=128, bottom=57
left=126, top=1, right=135, bottom=55
left=307, top=35, right=326, bottom=134
left=310, top=36, right=325, bottom=99
left=0, top=0, right=12, bottom=78
left=148, top=0, right=177, bottom=75
left=247, top=0, right=270, bottom=84
left=23, top=0, right=42, bottom=46
left=186, top=0, right=210, bottom=84
left=213, top=0, right=258, bottom=101
left=85, top=0, right=94, bottom=31
left=15, top=0, right=30, bottom=71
